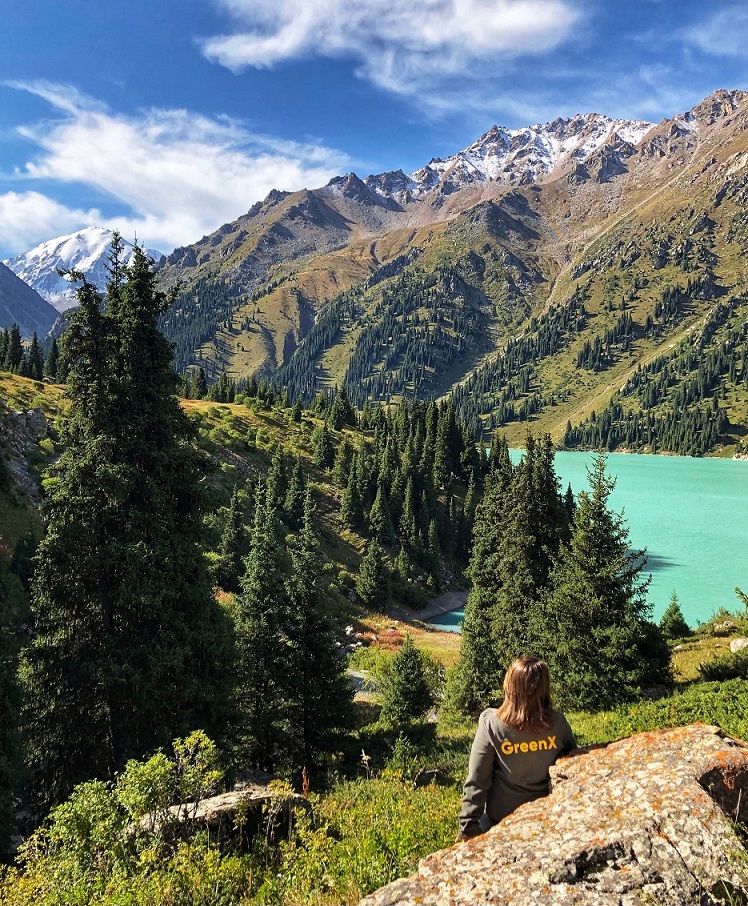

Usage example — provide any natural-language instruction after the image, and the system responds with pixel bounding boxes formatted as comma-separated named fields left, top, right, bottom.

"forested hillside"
left=153, top=90, right=748, bottom=456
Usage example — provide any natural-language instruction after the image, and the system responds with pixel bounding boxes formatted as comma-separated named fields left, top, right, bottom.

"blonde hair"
left=496, top=656, right=552, bottom=732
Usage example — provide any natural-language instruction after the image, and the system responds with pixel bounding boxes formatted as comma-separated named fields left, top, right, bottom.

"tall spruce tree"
left=445, top=470, right=507, bottom=716
left=234, top=479, right=291, bottom=771
left=285, top=490, right=353, bottom=772
left=215, top=485, right=245, bottom=593
left=545, top=454, right=670, bottom=710
left=23, top=241, right=235, bottom=806
left=0, top=560, right=22, bottom=856
left=356, top=541, right=390, bottom=608
left=445, top=434, right=567, bottom=717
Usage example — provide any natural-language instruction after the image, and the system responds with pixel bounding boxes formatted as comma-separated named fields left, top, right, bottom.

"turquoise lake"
left=428, top=451, right=748, bottom=632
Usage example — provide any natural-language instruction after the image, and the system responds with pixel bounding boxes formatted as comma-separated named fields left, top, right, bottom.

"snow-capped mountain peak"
left=365, top=112, right=654, bottom=203
left=4, top=227, right=163, bottom=312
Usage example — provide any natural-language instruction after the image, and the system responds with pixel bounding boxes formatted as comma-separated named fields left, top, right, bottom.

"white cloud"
left=0, top=81, right=350, bottom=256
left=201, top=0, right=581, bottom=98
left=684, top=5, right=748, bottom=57
left=0, top=191, right=102, bottom=253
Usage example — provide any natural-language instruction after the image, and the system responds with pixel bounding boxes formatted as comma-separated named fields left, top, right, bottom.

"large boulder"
left=360, top=724, right=748, bottom=906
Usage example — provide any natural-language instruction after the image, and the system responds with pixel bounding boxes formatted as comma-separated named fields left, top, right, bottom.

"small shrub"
left=659, top=592, right=691, bottom=639
left=698, top=648, right=748, bottom=682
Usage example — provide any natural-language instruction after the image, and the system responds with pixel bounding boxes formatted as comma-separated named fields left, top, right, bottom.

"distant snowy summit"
left=4, top=227, right=164, bottom=312
left=362, top=113, right=659, bottom=204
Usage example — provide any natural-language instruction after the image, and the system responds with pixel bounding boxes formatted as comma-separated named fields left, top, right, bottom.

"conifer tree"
left=215, top=486, right=244, bottom=593
left=545, top=454, right=670, bottom=710
left=659, top=592, right=690, bottom=640
left=400, top=475, right=418, bottom=544
left=311, top=424, right=335, bottom=469
left=0, top=560, right=21, bottom=856
left=44, top=336, right=59, bottom=381
left=5, top=324, right=22, bottom=372
left=285, top=489, right=353, bottom=771
left=445, top=471, right=506, bottom=716
left=267, top=446, right=288, bottom=509
left=427, top=518, right=441, bottom=590
left=340, top=461, right=365, bottom=531
left=234, top=479, right=291, bottom=771
left=28, top=332, right=44, bottom=381
left=327, top=385, right=355, bottom=430
left=284, top=457, right=305, bottom=530
left=356, top=541, right=390, bottom=608
left=0, top=329, right=9, bottom=371
left=369, top=479, right=396, bottom=544
left=332, top=438, right=353, bottom=487
left=380, top=634, right=433, bottom=724
left=23, top=241, right=235, bottom=806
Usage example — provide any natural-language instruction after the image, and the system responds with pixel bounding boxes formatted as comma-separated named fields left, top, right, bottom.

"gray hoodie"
left=459, top=707, right=576, bottom=838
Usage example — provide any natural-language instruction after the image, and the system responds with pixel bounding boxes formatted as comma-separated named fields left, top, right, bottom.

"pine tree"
left=356, top=541, right=390, bottom=608
left=284, top=457, right=305, bottom=530
left=6, top=324, right=22, bottom=372
left=380, top=634, right=433, bottom=724
left=659, top=592, right=690, bottom=639
left=311, top=424, right=335, bottom=469
left=28, top=332, right=44, bottom=381
left=0, top=329, right=9, bottom=371
left=266, top=446, right=288, bottom=509
left=234, top=480, right=291, bottom=771
left=427, top=518, right=441, bottom=590
left=332, top=438, right=353, bottom=487
left=369, top=479, right=396, bottom=544
left=11, top=522, right=37, bottom=592
left=444, top=471, right=506, bottom=716
left=327, top=385, right=355, bottom=430
left=23, top=241, right=235, bottom=806
left=0, top=560, right=21, bottom=856
left=44, top=336, right=60, bottom=381
left=545, top=454, right=671, bottom=710
left=215, top=486, right=244, bottom=593
left=340, top=461, right=364, bottom=531
left=285, top=489, right=353, bottom=771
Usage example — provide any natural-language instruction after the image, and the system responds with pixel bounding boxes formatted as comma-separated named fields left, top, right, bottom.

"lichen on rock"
left=359, top=724, right=748, bottom=906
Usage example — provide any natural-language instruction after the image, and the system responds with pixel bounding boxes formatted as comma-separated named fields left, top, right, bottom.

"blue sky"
left=1, top=0, right=747, bottom=259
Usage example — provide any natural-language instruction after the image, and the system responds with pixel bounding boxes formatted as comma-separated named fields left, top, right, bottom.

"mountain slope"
left=128, top=91, right=748, bottom=451
left=0, top=262, right=59, bottom=338
left=4, top=228, right=164, bottom=312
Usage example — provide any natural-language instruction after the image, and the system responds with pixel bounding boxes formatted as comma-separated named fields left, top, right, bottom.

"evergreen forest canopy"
left=0, top=236, right=728, bottom=904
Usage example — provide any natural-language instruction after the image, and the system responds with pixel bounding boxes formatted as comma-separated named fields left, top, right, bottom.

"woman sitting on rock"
left=458, top=655, right=576, bottom=840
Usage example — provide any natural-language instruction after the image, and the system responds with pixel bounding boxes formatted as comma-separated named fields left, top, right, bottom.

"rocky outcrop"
left=140, top=770, right=309, bottom=845
left=0, top=402, right=48, bottom=502
left=360, top=724, right=748, bottom=906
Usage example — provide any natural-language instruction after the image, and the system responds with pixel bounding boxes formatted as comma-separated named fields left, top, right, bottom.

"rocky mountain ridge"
left=151, top=89, right=748, bottom=453
left=0, top=262, right=58, bottom=338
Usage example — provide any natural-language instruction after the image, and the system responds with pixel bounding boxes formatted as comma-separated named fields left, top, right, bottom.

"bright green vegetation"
left=1, top=236, right=747, bottom=904
left=22, top=240, right=236, bottom=808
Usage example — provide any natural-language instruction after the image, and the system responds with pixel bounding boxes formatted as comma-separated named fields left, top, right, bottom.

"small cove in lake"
left=427, top=451, right=748, bottom=632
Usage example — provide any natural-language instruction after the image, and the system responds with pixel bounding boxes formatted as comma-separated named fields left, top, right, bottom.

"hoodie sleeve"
left=458, top=710, right=497, bottom=838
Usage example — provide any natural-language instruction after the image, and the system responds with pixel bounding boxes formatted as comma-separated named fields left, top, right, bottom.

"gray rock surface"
left=1, top=403, right=48, bottom=502
left=730, top=638, right=748, bottom=653
left=359, top=724, right=748, bottom=906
